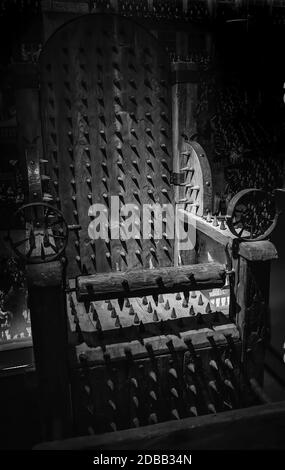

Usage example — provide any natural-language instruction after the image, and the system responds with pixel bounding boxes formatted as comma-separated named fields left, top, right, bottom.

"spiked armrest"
left=76, top=262, right=226, bottom=301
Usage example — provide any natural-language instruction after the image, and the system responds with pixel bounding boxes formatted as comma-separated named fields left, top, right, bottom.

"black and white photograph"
left=1, top=0, right=285, bottom=457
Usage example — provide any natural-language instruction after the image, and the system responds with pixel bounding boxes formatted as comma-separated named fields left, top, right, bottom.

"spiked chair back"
left=40, top=14, right=174, bottom=278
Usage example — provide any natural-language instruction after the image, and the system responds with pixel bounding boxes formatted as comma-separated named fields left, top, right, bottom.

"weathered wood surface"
left=26, top=260, right=63, bottom=287
left=240, top=241, right=278, bottom=261
left=171, top=56, right=199, bottom=267
left=27, top=261, right=72, bottom=440
left=180, top=210, right=278, bottom=261
left=73, top=323, right=239, bottom=365
left=40, top=14, right=173, bottom=278
left=76, top=262, right=226, bottom=301
left=34, top=400, right=285, bottom=450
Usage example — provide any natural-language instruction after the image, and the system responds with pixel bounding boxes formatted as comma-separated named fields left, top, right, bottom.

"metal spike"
left=150, top=390, right=157, bottom=401
left=149, top=413, right=158, bottom=424
left=189, top=406, right=198, bottom=417
left=84, top=384, right=91, bottom=396
left=132, top=396, right=139, bottom=408
left=171, top=409, right=180, bottom=420
left=207, top=404, right=216, bottom=414
left=213, top=215, right=219, bottom=227
left=198, top=294, right=203, bottom=306
left=147, top=174, right=153, bottom=183
left=96, top=318, right=102, bottom=331
left=187, top=362, right=195, bottom=373
left=209, top=381, right=218, bottom=393
left=164, top=299, right=170, bottom=310
left=225, top=358, right=234, bottom=370
left=131, top=377, right=138, bottom=388
left=182, top=298, right=188, bottom=308
left=147, top=302, right=153, bottom=313
left=171, top=307, right=177, bottom=319
left=224, top=379, right=235, bottom=390
left=132, top=417, right=140, bottom=428
left=169, top=368, right=178, bottom=379
left=133, top=313, right=140, bottom=324
left=189, top=384, right=197, bottom=396
left=171, top=387, right=179, bottom=398
left=130, top=112, right=137, bottom=122
left=209, top=359, right=219, bottom=371
left=107, top=379, right=114, bottom=391
left=205, top=302, right=212, bottom=313
left=110, top=422, right=117, bottom=432
left=142, top=296, right=148, bottom=305
left=108, top=399, right=116, bottom=411
left=152, top=293, right=159, bottom=305
left=153, top=309, right=159, bottom=322
left=189, top=305, right=195, bottom=316
left=149, top=371, right=157, bottom=383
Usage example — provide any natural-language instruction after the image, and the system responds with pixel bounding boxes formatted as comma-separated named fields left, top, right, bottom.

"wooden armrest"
left=76, top=262, right=226, bottom=301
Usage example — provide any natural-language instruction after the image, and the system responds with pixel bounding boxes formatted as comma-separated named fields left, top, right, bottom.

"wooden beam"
left=27, top=261, right=72, bottom=440
left=73, top=324, right=240, bottom=365
left=239, top=241, right=278, bottom=261
left=76, top=262, right=226, bottom=301
left=180, top=211, right=278, bottom=261
left=34, top=400, right=285, bottom=450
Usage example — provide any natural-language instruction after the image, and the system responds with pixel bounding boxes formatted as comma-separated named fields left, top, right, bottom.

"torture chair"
left=8, top=14, right=280, bottom=446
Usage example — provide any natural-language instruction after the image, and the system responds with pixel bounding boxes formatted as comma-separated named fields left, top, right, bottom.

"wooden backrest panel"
left=40, top=14, right=174, bottom=278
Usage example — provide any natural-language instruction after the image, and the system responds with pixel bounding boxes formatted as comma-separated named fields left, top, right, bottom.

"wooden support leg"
left=235, top=257, right=271, bottom=385
left=27, top=261, right=72, bottom=441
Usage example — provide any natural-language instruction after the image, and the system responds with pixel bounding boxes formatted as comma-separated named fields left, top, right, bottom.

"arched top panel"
left=40, top=14, right=174, bottom=278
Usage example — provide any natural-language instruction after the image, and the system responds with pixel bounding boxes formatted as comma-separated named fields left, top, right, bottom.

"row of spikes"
left=61, top=44, right=154, bottom=59
left=87, top=291, right=213, bottom=316
left=178, top=149, right=200, bottom=209
left=73, top=310, right=221, bottom=345
left=48, top=137, right=171, bottom=161
left=48, top=89, right=169, bottom=115
left=81, top=335, right=243, bottom=431
left=74, top=243, right=173, bottom=270
left=47, top=93, right=169, bottom=110
left=204, top=212, right=227, bottom=230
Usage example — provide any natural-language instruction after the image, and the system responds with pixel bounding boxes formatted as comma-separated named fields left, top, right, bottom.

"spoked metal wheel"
left=8, top=203, right=68, bottom=263
left=226, top=189, right=278, bottom=241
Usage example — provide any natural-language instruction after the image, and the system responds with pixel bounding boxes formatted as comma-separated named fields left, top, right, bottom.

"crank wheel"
left=226, top=189, right=278, bottom=241
left=8, top=203, right=68, bottom=264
